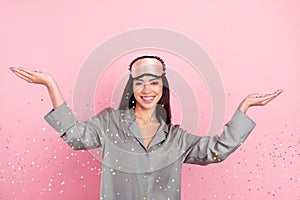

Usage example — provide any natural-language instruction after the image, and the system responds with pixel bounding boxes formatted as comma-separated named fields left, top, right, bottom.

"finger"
left=9, top=67, right=22, bottom=73
left=253, top=95, right=272, bottom=102
left=19, top=67, right=35, bottom=76
left=260, top=91, right=282, bottom=105
left=271, top=89, right=283, bottom=96
left=257, top=92, right=280, bottom=101
left=261, top=98, right=275, bottom=105
left=12, top=70, right=32, bottom=82
left=9, top=67, right=17, bottom=71
left=253, top=92, right=270, bottom=98
left=274, top=89, right=283, bottom=96
left=10, top=67, right=42, bottom=81
left=21, top=68, right=44, bottom=77
left=256, top=94, right=266, bottom=98
left=266, top=91, right=283, bottom=99
left=13, top=68, right=35, bottom=80
left=254, top=90, right=283, bottom=99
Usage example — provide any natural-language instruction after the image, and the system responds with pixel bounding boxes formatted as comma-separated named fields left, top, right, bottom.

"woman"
left=10, top=55, right=282, bottom=200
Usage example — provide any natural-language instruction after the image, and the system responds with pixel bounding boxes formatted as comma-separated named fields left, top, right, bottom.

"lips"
left=141, top=96, right=155, bottom=102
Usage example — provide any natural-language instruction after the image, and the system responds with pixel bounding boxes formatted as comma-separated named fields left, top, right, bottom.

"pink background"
left=1, top=0, right=299, bottom=199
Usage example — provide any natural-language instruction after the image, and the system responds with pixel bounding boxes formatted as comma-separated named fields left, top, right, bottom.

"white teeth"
left=142, top=97, right=154, bottom=100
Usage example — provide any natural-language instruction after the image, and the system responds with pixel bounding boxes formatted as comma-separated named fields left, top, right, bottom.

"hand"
left=9, top=67, right=65, bottom=109
left=239, top=89, right=283, bottom=113
left=9, top=67, right=54, bottom=88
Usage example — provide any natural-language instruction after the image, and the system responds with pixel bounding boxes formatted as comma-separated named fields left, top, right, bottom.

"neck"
left=134, top=105, right=158, bottom=126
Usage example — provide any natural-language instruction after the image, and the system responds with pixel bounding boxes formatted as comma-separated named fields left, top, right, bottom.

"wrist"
left=239, top=100, right=250, bottom=113
left=45, top=78, right=57, bottom=90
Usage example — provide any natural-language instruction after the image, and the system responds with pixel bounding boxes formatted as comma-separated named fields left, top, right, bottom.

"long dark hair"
left=119, top=55, right=172, bottom=124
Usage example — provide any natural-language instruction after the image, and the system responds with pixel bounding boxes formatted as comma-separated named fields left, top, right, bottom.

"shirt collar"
left=123, top=107, right=169, bottom=132
left=122, top=108, right=169, bottom=150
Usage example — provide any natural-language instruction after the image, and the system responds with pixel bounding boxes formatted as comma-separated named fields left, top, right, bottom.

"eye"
left=134, top=82, right=143, bottom=86
left=151, top=81, right=159, bottom=85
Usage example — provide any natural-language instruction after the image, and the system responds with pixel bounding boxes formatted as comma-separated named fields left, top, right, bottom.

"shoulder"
left=95, top=107, right=132, bottom=121
left=167, top=123, right=188, bottom=136
left=95, top=107, right=121, bottom=119
left=168, top=123, right=180, bottom=132
left=167, top=123, right=203, bottom=140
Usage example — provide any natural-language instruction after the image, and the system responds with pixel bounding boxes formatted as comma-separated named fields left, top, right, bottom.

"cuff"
left=44, top=102, right=76, bottom=134
left=229, top=108, right=256, bottom=136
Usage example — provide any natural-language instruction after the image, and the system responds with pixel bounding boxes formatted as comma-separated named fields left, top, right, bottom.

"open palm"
left=9, top=67, right=54, bottom=87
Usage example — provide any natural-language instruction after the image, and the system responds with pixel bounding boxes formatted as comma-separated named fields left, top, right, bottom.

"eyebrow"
left=135, top=77, right=160, bottom=82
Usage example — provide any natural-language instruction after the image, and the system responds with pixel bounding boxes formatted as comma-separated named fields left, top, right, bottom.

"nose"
left=141, top=82, right=151, bottom=93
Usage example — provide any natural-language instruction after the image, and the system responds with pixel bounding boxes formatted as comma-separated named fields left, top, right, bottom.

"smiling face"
left=133, top=75, right=163, bottom=110
left=131, top=58, right=165, bottom=111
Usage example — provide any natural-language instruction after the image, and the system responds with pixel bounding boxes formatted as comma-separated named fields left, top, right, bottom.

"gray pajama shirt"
left=44, top=102, right=256, bottom=200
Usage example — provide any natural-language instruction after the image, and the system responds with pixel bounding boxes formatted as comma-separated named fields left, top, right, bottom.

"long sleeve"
left=44, top=102, right=110, bottom=150
left=182, top=108, right=256, bottom=165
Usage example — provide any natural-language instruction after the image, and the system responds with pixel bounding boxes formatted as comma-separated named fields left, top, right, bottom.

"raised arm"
left=9, top=67, right=64, bottom=109
left=182, top=89, right=283, bottom=165
left=9, top=67, right=106, bottom=150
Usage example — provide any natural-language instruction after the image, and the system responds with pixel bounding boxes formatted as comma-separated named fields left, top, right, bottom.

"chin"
left=136, top=99, right=159, bottom=110
left=136, top=103, right=157, bottom=110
